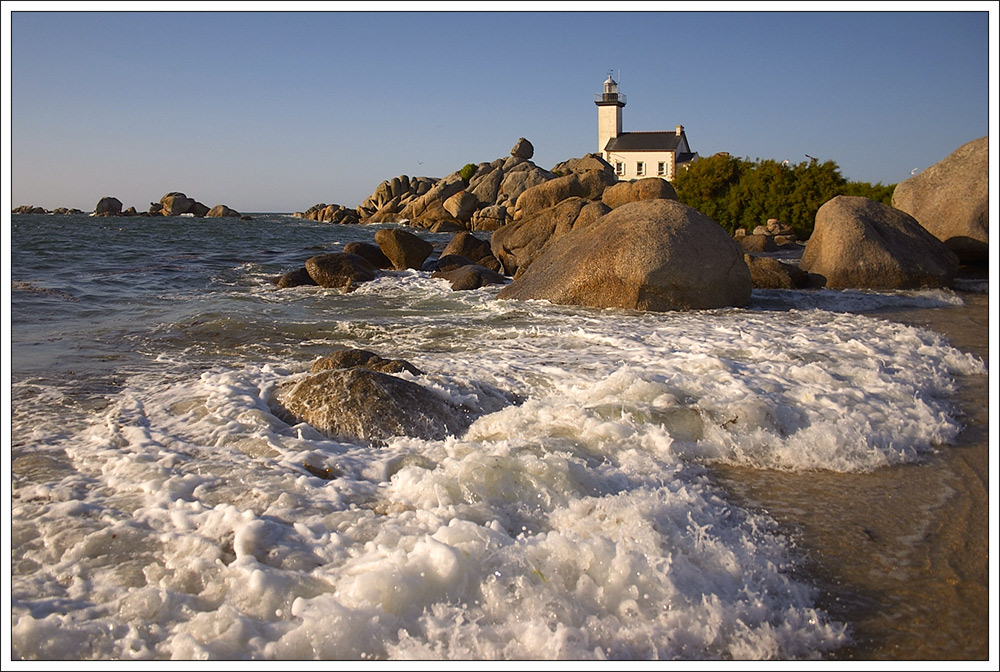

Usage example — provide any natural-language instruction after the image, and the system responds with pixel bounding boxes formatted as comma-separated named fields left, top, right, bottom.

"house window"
left=657, top=162, right=667, bottom=176
left=615, top=162, right=624, bottom=176
left=636, top=161, right=645, bottom=177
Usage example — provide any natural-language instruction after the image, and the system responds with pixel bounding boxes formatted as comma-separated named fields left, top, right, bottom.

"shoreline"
left=711, top=290, right=991, bottom=660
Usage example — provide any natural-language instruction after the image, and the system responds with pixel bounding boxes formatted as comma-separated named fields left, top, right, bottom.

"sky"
left=3, top=3, right=995, bottom=213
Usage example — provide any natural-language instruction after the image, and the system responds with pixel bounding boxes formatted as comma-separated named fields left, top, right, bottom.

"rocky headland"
left=273, top=135, right=986, bottom=311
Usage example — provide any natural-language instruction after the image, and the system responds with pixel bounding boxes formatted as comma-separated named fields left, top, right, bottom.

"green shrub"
left=459, top=163, right=477, bottom=182
left=673, top=154, right=896, bottom=237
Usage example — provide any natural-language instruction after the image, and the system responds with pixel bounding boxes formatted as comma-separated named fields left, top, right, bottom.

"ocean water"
left=7, top=213, right=987, bottom=660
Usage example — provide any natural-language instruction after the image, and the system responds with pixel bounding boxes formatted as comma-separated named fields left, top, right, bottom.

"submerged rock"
left=272, top=367, right=469, bottom=446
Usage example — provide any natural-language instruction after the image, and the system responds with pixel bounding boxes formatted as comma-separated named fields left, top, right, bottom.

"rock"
left=160, top=192, right=195, bottom=216
left=440, top=232, right=501, bottom=272
left=374, top=228, right=433, bottom=270
left=800, top=195, right=959, bottom=289
left=497, top=199, right=752, bottom=311
left=471, top=167, right=504, bottom=205
left=744, top=254, right=809, bottom=289
left=149, top=202, right=164, bottom=216
left=601, top=178, right=677, bottom=209
left=94, top=196, right=123, bottom=216
left=433, top=254, right=478, bottom=273
left=429, top=221, right=466, bottom=233
left=303, top=253, right=379, bottom=291
left=206, top=204, right=240, bottom=218
left=511, top=137, right=534, bottom=159
left=276, top=267, right=318, bottom=289
left=343, top=241, right=393, bottom=269
left=512, top=174, right=586, bottom=221
left=310, top=348, right=422, bottom=376
left=272, top=368, right=469, bottom=446
left=491, top=197, right=611, bottom=276
left=738, top=234, right=779, bottom=253
left=471, top=205, right=508, bottom=232
left=443, top=190, right=479, bottom=222
left=188, top=201, right=211, bottom=217
left=432, top=264, right=507, bottom=291
left=498, top=164, right=555, bottom=208
left=754, top=218, right=794, bottom=238
left=891, top=136, right=988, bottom=262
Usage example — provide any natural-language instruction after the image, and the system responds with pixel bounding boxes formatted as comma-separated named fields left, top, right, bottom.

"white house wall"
left=605, top=150, right=676, bottom=181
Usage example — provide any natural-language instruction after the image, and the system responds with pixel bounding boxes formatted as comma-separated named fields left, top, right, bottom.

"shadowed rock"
left=304, top=253, right=379, bottom=291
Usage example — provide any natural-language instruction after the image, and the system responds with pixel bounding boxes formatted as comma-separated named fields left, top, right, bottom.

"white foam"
left=10, top=277, right=986, bottom=660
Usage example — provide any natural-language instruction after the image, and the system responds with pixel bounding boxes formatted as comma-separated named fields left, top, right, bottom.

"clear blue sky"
left=5, top=4, right=994, bottom=213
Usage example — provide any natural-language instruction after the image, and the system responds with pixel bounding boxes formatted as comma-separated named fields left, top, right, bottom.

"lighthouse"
left=595, top=74, right=626, bottom=156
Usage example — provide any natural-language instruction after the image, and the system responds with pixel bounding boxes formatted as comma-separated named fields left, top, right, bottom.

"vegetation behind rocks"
left=672, top=153, right=895, bottom=238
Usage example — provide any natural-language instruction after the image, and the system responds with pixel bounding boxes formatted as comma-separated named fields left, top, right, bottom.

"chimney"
left=676, top=124, right=684, bottom=136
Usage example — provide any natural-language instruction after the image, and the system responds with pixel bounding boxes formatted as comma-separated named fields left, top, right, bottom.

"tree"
left=673, top=154, right=896, bottom=237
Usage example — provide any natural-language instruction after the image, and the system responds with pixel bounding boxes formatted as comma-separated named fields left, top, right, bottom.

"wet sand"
left=712, top=290, right=992, bottom=660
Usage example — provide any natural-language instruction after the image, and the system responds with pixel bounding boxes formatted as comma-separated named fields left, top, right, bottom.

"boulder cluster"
left=12, top=193, right=251, bottom=219
left=11, top=205, right=84, bottom=215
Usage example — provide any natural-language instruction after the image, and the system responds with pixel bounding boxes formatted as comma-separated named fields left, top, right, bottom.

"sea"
left=7, top=213, right=990, bottom=661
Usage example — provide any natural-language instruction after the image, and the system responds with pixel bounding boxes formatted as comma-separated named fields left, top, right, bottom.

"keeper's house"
left=596, top=75, right=698, bottom=181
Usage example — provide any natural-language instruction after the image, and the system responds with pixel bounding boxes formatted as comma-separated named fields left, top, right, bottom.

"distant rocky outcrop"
left=293, top=202, right=361, bottom=224
left=800, top=195, right=958, bottom=289
left=206, top=204, right=241, bottom=218
left=497, top=199, right=752, bottom=311
left=891, top=136, right=988, bottom=262
left=94, top=196, right=123, bottom=217
left=12, top=205, right=84, bottom=215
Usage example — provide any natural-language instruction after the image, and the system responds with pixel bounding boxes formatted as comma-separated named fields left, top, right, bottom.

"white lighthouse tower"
left=595, top=74, right=626, bottom=155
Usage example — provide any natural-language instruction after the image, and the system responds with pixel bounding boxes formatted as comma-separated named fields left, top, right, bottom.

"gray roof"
left=604, top=131, right=684, bottom=152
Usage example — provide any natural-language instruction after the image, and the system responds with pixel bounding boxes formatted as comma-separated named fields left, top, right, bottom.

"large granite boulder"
left=491, top=197, right=611, bottom=276
left=800, top=195, right=959, bottom=289
left=94, top=196, right=123, bottom=217
left=304, top=253, right=379, bottom=291
left=601, top=178, right=677, bottom=209
left=374, top=228, right=433, bottom=270
left=499, top=164, right=555, bottom=209
left=891, top=136, right=988, bottom=262
left=497, top=199, right=752, bottom=311
left=272, top=368, right=468, bottom=446
left=512, top=174, right=586, bottom=221
left=443, top=190, right=479, bottom=222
